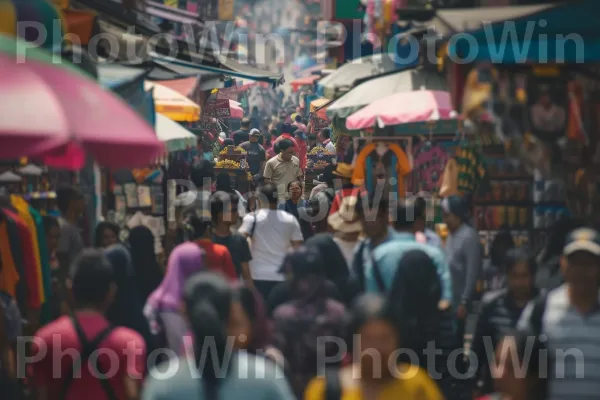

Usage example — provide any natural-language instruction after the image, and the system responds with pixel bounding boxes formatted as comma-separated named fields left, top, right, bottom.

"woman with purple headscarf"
left=144, top=243, right=205, bottom=354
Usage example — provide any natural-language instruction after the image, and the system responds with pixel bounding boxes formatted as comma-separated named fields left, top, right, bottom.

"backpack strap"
left=530, top=292, right=549, bottom=336
left=324, top=368, right=342, bottom=400
left=61, top=316, right=118, bottom=400
left=352, top=241, right=367, bottom=292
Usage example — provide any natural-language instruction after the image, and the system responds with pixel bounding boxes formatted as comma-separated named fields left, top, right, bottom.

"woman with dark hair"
left=104, top=245, right=155, bottom=351
left=304, top=294, right=443, bottom=400
left=279, top=180, right=312, bottom=239
left=230, top=284, right=270, bottom=354
left=389, top=251, right=455, bottom=397
left=128, top=226, right=163, bottom=302
left=270, top=247, right=346, bottom=397
left=144, top=243, right=205, bottom=354
left=142, top=273, right=294, bottom=400
left=94, top=221, right=119, bottom=248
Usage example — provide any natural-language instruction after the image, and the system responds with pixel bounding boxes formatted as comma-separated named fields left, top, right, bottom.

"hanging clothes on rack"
left=11, top=195, right=44, bottom=304
left=352, top=142, right=411, bottom=196
left=0, top=206, right=42, bottom=310
left=455, top=141, right=489, bottom=196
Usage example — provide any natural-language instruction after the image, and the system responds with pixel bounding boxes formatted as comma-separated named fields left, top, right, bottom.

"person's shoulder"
left=236, top=351, right=285, bottom=380
left=481, top=288, right=508, bottom=307
left=35, top=315, right=71, bottom=342
left=109, top=326, right=146, bottom=348
left=266, top=156, right=279, bottom=165
left=239, top=141, right=250, bottom=148
left=272, top=302, right=296, bottom=320
left=207, top=241, right=229, bottom=254
left=396, top=364, right=441, bottom=394
left=230, top=232, right=249, bottom=243
left=418, top=242, right=445, bottom=259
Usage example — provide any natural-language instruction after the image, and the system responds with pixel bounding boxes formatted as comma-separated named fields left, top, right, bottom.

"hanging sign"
left=218, top=0, right=235, bottom=20
left=216, top=88, right=239, bottom=101
left=204, top=99, right=231, bottom=118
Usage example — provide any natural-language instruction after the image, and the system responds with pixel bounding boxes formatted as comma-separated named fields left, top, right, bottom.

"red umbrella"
left=0, top=34, right=163, bottom=169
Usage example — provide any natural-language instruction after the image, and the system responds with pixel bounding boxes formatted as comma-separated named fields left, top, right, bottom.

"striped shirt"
left=518, top=285, right=600, bottom=400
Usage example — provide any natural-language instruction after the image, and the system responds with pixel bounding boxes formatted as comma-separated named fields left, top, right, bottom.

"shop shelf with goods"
left=215, top=146, right=252, bottom=193
left=305, top=146, right=336, bottom=194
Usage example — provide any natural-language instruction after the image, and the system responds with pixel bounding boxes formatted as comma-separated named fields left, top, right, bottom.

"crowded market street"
left=1, top=0, right=600, bottom=399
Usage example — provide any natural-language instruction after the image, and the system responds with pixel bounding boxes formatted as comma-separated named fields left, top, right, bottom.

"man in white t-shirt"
left=239, top=183, right=304, bottom=299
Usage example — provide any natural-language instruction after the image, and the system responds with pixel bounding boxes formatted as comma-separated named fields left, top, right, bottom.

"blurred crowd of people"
left=1, top=111, right=599, bottom=400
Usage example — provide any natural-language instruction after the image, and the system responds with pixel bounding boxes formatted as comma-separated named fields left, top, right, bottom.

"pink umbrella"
left=345, top=90, right=456, bottom=131
left=0, top=46, right=163, bottom=169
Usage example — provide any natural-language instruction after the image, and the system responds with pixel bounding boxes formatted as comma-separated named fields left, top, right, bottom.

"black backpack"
left=61, top=316, right=117, bottom=400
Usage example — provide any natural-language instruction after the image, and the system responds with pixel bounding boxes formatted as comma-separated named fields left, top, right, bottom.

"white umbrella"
left=155, top=113, right=197, bottom=152
left=0, top=171, right=22, bottom=182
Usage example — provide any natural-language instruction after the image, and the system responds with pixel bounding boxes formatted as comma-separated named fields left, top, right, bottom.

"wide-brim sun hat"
left=328, top=196, right=362, bottom=233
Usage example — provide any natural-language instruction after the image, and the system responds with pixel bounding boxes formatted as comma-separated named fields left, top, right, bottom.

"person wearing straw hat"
left=329, top=163, right=363, bottom=215
left=326, top=196, right=362, bottom=268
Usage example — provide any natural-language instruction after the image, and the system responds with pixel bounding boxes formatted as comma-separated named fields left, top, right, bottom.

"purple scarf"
left=146, top=243, right=205, bottom=312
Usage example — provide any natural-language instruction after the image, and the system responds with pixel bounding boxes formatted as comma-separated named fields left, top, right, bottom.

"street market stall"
left=215, top=145, right=252, bottom=193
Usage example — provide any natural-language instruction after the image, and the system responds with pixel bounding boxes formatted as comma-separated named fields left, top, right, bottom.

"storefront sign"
left=204, top=99, right=231, bottom=117
left=216, top=88, right=239, bottom=101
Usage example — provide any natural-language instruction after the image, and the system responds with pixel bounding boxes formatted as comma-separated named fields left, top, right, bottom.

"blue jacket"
left=364, top=232, right=453, bottom=305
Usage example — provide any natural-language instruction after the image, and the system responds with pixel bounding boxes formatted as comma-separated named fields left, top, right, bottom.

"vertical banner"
left=218, top=0, right=234, bottom=20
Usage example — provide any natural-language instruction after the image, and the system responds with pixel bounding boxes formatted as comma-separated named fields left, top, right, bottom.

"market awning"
left=153, top=77, right=198, bottom=98
left=97, top=63, right=150, bottom=90
left=430, top=4, right=554, bottom=36
left=151, top=56, right=285, bottom=88
left=346, top=90, right=456, bottom=131
left=290, top=75, right=320, bottom=92
left=155, top=113, right=197, bottom=152
left=317, top=54, right=399, bottom=99
left=145, top=81, right=200, bottom=122
left=326, top=67, right=447, bottom=120
left=310, top=98, right=331, bottom=121
left=446, top=0, right=600, bottom=63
